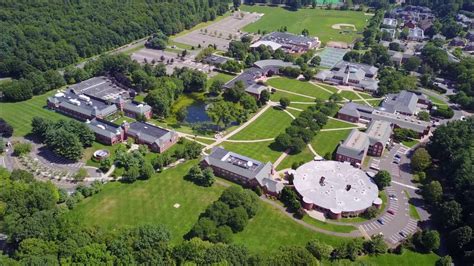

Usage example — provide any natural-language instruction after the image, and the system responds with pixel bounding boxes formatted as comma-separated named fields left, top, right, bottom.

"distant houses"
left=315, top=61, right=379, bottom=93
left=202, top=147, right=284, bottom=196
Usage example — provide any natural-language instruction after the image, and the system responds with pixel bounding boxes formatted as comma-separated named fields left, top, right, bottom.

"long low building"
left=202, top=147, right=284, bottom=195
left=316, top=61, right=379, bottom=93
left=336, top=120, right=392, bottom=166
left=293, top=160, right=381, bottom=219
left=337, top=102, right=431, bottom=137
left=257, top=32, right=321, bottom=53
left=86, top=118, right=125, bottom=145
left=123, top=121, right=179, bottom=153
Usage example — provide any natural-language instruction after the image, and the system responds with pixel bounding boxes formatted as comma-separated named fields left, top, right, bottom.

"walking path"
left=223, top=138, right=275, bottom=143
left=320, top=127, right=361, bottom=132
left=273, top=149, right=291, bottom=168
left=283, top=109, right=296, bottom=119
left=310, top=81, right=338, bottom=95
left=207, top=103, right=273, bottom=149
left=286, top=106, right=303, bottom=112
left=272, top=87, right=316, bottom=99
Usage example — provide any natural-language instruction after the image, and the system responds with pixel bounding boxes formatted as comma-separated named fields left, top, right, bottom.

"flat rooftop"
left=69, top=76, right=130, bottom=101
left=294, top=161, right=379, bottom=213
left=128, top=121, right=170, bottom=139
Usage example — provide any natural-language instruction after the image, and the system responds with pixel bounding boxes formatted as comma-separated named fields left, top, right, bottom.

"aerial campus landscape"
left=0, top=0, right=473, bottom=265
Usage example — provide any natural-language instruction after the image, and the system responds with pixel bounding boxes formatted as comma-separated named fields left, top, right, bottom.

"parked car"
left=387, top=210, right=395, bottom=215
left=399, top=231, right=407, bottom=237
left=394, top=154, right=401, bottom=159
left=377, top=219, right=384, bottom=225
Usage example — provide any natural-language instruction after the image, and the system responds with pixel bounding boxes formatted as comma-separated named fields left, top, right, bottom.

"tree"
left=207, top=101, right=239, bottom=129
left=209, top=79, right=224, bottom=95
left=72, top=243, right=114, bottom=265
left=271, top=246, right=318, bottom=265
left=140, top=162, right=155, bottom=180
left=301, top=28, right=309, bottom=37
left=438, top=200, right=462, bottom=229
left=448, top=226, right=472, bottom=254
left=363, top=206, right=378, bottom=219
left=422, top=180, right=443, bottom=204
left=227, top=207, right=248, bottom=233
left=123, top=165, right=140, bottom=183
left=363, top=234, right=387, bottom=255
left=10, top=169, right=34, bottom=183
left=411, top=148, right=431, bottom=172
left=13, top=142, right=32, bottom=156
left=413, top=230, right=440, bottom=253
left=372, top=170, right=391, bottom=190
left=404, top=57, right=421, bottom=72
left=176, top=107, right=188, bottom=123
left=417, top=111, right=430, bottom=122
left=280, top=97, right=290, bottom=109
left=310, top=56, right=321, bottom=66
left=45, top=129, right=83, bottom=161
left=200, top=167, right=215, bottom=187
left=0, top=118, right=13, bottom=138
left=306, top=239, right=333, bottom=260
left=74, top=168, right=87, bottom=182
left=436, top=256, right=452, bottom=266
left=259, top=90, right=270, bottom=105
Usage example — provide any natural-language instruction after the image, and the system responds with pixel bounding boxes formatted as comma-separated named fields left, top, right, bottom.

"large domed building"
left=292, top=160, right=381, bottom=219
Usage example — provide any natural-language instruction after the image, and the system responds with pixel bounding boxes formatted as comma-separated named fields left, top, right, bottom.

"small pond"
left=184, top=101, right=211, bottom=124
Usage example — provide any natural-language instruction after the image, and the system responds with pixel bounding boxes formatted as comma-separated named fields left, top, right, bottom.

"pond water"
left=184, top=101, right=211, bottom=124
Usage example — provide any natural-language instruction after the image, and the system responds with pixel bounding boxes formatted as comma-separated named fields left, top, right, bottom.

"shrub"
left=13, top=142, right=31, bottom=156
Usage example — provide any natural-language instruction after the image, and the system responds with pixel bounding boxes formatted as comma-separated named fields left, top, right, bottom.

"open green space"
left=339, top=90, right=361, bottom=100
left=364, top=98, right=383, bottom=107
left=268, top=78, right=332, bottom=100
left=276, top=146, right=314, bottom=171
left=311, top=129, right=351, bottom=157
left=302, top=216, right=357, bottom=233
left=222, top=140, right=282, bottom=163
left=312, top=82, right=339, bottom=93
left=0, top=91, right=71, bottom=137
left=84, top=142, right=124, bottom=167
left=355, top=250, right=439, bottom=265
left=428, top=94, right=448, bottom=106
left=402, top=139, right=419, bottom=148
left=240, top=5, right=368, bottom=44
left=358, top=91, right=378, bottom=99
left=405, top=190, right=421, bottom=220
left=233, top=201, right=351, bottom=253
left=230, top=108, right=293, bottom=140
left=68, top=160, right=225, bottom=244
left=324, top=118, right=357, bottom=129
left=208, top=72, right=235, bottom=88
left=270, top=90, right=315, bottom=102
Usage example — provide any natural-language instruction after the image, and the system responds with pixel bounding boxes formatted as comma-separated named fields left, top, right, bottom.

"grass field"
left=240, top=5, right=368, bottom=43
left=339, top=90, right=361, bottom=100
left=207, top=72, right=235, bottom=88
left=312, top=82, right=339, bottom=93
left=324, top=119, right=357, bottom=129
left=230, top=107, right=292, bottom=140
left=428, top=94, right=448, bottom=106
left=402, top=139, right=419, bottom=148
left=68, top=160, right=225, bottom=244
left=222, top=141, right=282, bottom=163
left=0, top=91, right=71, bottom=137
left=268, top=78, right=332, bottom=100
left=311, top=129, right=351, bottom=156
left=270, top=90, right=315, bottom=102
left=302, top=216, right=357, bottom=233
left=276, top=146, right=314, bottom=171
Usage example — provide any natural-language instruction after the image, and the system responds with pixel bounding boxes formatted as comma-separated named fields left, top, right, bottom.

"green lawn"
left=276, top=146, right=314, bottom=171
left=221, top=140, right=283, bottom=163
left=428, top=94, right=448, bottom=106
left=241, top=5, right=368, bottom=44
left=355, top=250, right=439, bottom=266
left=302, top=216, right=357, bottom=233
left=405, top=190, right=421, bottom=220
left=68, top=160, right=225, bottom=244
left=270, top=90, right=315, bottom=102
left=339, top=90, right=361, bottom=100
left=402, top=139, right=419, bottom=148
left=268, top=78, right=332, bottom=100
left=358, top=92, right=377, bottom=99
left=84, top=142, right=124, bottom=167
left=311, top=129, right=351, bottom=157
left=323, top=119, right=357, bottom=129
left=230, top=107, right=293, bottom=140
left=312, top=82, right=339, bottom=93
left=233, top=201, right=351, bottom=253
left=364, top=99, right=383, bottom=107
left=0, top=91, right=71, bottom=137
left=207, top=72, right=235, bottom=89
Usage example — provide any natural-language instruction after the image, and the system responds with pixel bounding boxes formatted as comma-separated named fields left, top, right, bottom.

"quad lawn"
left=428, top=94, right=447, bottom=106
left=276, top=146, right=314, bottom=171
left=240, top=5, right=368, bottom=44
left=222, top=140, right=282, bottom=163
left=402, top=139, right=419, bottom=148
left=358, top=91, right=378, bottom=99
left=270, top=90, right=315, bottom=102
left=68, top=160, right=226, bottom=244
left=339, top=90, right=361, bottom=100
left=230, top=107, right=293, bottom=140
left=207, top=72, right=235, bottom=88
left=312, top=82, right=339, bottom=93
left=323, top=118, right=357, bottom=129
left=363, top=99, right=383, bottom=107
left=311, top=129, right=351, bottom=157
left=267, top=78, right=332, bottom=100
left=0, top=90, right=71, bottom=137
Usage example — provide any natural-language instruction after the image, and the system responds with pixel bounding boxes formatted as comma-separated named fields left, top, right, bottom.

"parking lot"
left=173, top=12, right=262, bottom=51
left=131, top=48, right=214, bottom=75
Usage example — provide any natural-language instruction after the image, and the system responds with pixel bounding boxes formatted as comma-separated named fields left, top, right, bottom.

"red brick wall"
left=337, top=113, right=359, bottom=123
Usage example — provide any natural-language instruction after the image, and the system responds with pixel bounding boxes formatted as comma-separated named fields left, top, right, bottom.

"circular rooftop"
left=293, top=160, right=379, bottom=214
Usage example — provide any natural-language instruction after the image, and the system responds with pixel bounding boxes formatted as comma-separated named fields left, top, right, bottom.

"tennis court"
left=318, top=47, right=348, bottom=68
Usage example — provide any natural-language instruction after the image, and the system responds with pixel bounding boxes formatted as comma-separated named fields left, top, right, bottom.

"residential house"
left=408, top=27, right=425, bottom=41
left=382, top=18, right=398, bottom=28
left=450, top=37, right=467, bottom=47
